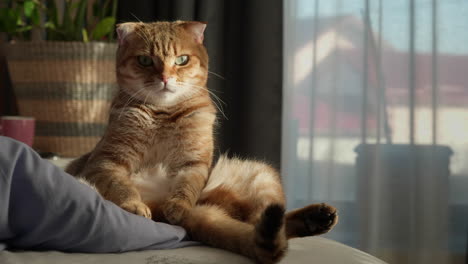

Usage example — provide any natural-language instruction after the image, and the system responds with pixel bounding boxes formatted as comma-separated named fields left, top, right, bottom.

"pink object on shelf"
left=0, top=116, right=36, bottom=147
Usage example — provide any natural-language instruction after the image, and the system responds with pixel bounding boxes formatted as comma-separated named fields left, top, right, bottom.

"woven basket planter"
left=4, top=42, right=118, bottom=157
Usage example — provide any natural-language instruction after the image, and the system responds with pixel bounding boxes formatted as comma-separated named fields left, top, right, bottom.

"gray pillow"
left=0, top=136, right=196, bottom=252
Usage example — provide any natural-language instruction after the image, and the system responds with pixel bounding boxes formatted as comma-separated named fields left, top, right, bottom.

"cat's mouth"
left=158, top=85, right=174, bottom=93
left=151, top=84, right=176, bottom=96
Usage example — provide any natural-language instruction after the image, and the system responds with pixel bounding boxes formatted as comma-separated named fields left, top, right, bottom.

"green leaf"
left=74, top=0, right=87, bottom=40
left=62, top=0, right=75, bottom=38
left=108, top=0, right=118, bottom=40
left=17, top=25, right=33, bottom=32
left=45, top=0, right=58, bottom=40
left=0, top=0, right=117, bottom=41
left=82, top=28, right=89, bottom=43
left=44, top=21, right=55, bottom=29
left=23, top=0, right=35, bottom=17
left=90, top=17, right=115, bottom=41
left=45, top=0, right=58, bottom=26
left=15, top=8, right=24, bottom=26
left=30, top=6, right=41, bottom=26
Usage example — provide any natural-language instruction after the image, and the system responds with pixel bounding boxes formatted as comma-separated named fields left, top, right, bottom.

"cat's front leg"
left=163, top=164, right=209, bottom=224
left=80, top=157, right=152, bottom=219
left=120, top=199, right=152, bottom=218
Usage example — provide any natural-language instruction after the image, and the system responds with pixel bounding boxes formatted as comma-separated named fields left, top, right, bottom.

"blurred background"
left=283, top=0, right=468, bottom=263
left=0, top=0, right=467, bottom=263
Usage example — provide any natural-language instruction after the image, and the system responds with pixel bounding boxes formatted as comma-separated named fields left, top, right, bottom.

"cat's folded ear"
left=181, top=21, right=207, bottom=44
left=116, top=22, right=138, bottom=45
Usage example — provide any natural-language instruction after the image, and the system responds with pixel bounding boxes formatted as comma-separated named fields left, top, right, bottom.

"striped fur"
left=66, top=21, right=337, bottom=263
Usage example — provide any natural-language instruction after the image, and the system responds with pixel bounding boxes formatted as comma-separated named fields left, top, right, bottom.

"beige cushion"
left=0, top=237, right=387, bottom=264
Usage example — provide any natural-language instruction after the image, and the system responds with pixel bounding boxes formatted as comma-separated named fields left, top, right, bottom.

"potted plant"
left=1, top=0, right=118, bottom=157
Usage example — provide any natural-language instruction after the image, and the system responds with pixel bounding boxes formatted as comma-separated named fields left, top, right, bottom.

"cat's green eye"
left=175, top=55, right=189, bottom=66
left=137, top=55, right=153, bottom=67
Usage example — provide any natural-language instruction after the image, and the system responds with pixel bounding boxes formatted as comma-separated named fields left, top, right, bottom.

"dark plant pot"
left=355, top=143, right=453, bottom=262
left=3, top=41, right=118, bottom=157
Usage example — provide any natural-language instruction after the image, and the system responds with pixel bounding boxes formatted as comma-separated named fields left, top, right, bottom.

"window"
left=282, top=0, right=468, bottom=263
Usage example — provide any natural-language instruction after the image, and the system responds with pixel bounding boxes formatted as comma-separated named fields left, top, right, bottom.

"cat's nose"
left=161, top=76, right=168, bottom=84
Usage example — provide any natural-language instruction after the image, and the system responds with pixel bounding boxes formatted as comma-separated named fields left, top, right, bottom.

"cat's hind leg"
left=182, top=204, right=287, bottom=264
left=253, top=204, right=288, bottom=264
left=199, top=157, right=288, bottom=263
left=285, top=203, right=338, bottom=239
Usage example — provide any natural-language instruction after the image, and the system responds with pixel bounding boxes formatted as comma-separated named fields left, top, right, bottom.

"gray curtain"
left=117, top=0, right=283, bottom=167
left=283, top=0, right=468, bottom=263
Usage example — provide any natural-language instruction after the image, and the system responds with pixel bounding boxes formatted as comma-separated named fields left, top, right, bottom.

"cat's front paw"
left=162, top=199, right=190, bottom=224
left=121, top=200, right=152, bottom=219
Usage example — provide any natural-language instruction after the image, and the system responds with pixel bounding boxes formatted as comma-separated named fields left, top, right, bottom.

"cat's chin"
left=155, top=86, right=175, bottom=94
left=146, top=91, right=185, bottom=107
left=120, top=86, right=173, bottom=105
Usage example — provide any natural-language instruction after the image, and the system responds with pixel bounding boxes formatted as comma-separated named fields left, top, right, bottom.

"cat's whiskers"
left=108, top=90, right=126, bottom=117
left=177, top=82, right=226, bottom=107
left=175, top=81, right=228, bottom=120
left=117, top=86, right=151, bottom=120
left=130, top=12, right=143, bottom=23
left=142, top=87, right=152, bottom=106
left=208, top=71, right=225, bottom=80
left=109, top=89, right=138, bottom=118
left=116, top=91, right=141, bottom=120
left=176, top=81, right=227, bottom=106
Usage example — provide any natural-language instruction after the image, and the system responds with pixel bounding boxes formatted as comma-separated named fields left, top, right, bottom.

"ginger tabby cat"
left=66, top=21, right=337, bottom=264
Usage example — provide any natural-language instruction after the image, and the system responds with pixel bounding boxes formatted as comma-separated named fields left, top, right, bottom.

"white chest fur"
left=131, top=163, right=174, bottom=204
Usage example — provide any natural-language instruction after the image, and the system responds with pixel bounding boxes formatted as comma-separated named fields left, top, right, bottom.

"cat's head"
left=115, top=21, right=209, bottom=106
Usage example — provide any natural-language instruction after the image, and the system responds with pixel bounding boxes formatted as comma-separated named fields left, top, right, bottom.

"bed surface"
left=1, top=237, right=387, bottom=264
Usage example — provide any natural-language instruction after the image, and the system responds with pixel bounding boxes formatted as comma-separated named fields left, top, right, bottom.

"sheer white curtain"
left=282, top=0, right=468, bottom=263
